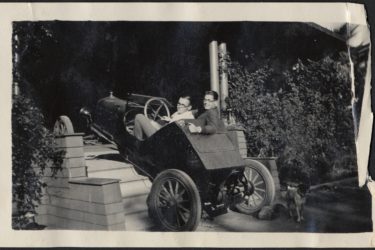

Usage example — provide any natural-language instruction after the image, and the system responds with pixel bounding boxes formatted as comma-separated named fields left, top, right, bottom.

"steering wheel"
left=144, top=97, right=171, bottom=121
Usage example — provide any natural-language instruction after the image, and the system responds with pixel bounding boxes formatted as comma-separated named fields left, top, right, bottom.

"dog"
left=279, top=159, right=311, bottom=223
left=284, top=181, right=309, bottom=223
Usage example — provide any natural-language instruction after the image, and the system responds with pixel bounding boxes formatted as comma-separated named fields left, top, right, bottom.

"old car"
left=54, top=92, right=276, bottom=231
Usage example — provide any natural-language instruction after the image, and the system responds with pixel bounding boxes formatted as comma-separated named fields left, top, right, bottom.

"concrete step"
left=85, top=158, right=132, bottom=172
left=84, top=145, right=118, bottom=154
left=123, top=193, right=149, bottom=215
left=88, top=165, right=148, bottom=183
left=125, top=210, right=154, bottom=231
left=121, top=179, right=152, bottom=198
left=84, top=147, right=153, bottom=230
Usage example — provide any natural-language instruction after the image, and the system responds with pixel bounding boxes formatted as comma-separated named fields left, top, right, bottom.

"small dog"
left=284, top=181, right=308, bottom=223
left=279, top=159, right=310, bottom=223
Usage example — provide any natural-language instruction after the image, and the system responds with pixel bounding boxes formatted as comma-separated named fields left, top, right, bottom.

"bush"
left=12, top=94, right=64, bottom=229
left=226, top=53, right=357, bottom=183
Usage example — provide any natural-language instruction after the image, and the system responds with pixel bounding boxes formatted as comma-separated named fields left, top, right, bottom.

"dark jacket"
left=196, top=108, right=226, bottom=134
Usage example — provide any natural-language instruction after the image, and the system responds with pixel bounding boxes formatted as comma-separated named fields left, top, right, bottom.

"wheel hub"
left=244, top=181, right=255, bottom=196
left=168, top=198, right=177, bottom=207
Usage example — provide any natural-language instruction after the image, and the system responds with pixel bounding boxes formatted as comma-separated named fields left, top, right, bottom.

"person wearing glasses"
left=188, top=90, right=226, bottom=134
left=134, top=95, right=194, bottom=140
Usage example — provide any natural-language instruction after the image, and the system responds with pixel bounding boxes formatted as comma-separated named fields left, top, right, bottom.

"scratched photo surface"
left=12, top=21, right=371, bottom=233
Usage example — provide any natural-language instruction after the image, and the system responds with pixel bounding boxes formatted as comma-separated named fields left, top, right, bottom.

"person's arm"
left=200, top=110, right=217, bottom=134
left=189, top=110, right=218, bottom=134
left=169, top=111, right=194, bottom=122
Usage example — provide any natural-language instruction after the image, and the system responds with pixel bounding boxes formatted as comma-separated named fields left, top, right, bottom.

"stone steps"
left=85, top=150, right=152, bottom=230
left=87, top=162, right=149, bottom=183
left=85, top=159, right=133, bottom=172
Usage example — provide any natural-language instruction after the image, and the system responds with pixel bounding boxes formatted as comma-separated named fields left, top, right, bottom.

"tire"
left=234, top=159, right=276, bottom=215
left=147, top=169, right=201, bottom=231
left=53, top=115, right=74, bottom=136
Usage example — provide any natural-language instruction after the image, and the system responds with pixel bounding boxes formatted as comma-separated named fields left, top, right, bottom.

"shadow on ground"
left=197, top=178, right=372, bottom=232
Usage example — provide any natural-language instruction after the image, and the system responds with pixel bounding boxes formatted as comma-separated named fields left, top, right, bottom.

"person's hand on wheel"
left=161, top=116, right=171, bottom=122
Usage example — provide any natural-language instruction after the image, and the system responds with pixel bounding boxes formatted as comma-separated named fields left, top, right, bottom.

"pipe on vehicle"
left=219, top=43, right=228, bottom=111
left=209, top=41, right=220, bottom=100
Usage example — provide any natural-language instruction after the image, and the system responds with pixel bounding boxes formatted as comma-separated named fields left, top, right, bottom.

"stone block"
left=87, top=160, right=133, bottom=172
left=49, top=195, right=124, bottom=215
left=35, top=214, right=49, bottom=226
left=69, top=221, right=104, bottom=230
left=68, top=166, right=87, bottom=178
left=35, top=204, right=49, bottom=215
left=102, top=182, right=124, bottom=204
left=55, top=135, right=84, bottom=148
left=44, top=215, right=106, bottom=230
left=62, top=157, right=86, bottom=169
left=44, top=167, right=68, bottom=178
left=238, top=142, right=247, bottom=150
left=88, top=166, right=142, bottom=182
left=43, top=176, right=70, bottom=188
left=46, top=186, right=70, bottom=198
left=39, top=194, right=50, bottom=205
left=63, top=147, right=85, bottom=158
left=49, top=205, right=125, bottom=226
left=69, top=178, right=123, bottom=204
left=38, top=166, right=86, bottom=179
left=68, top=185, right=100, bottom=203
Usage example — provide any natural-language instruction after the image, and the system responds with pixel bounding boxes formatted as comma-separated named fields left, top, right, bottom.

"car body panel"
left=183, top=129, right=245, bottom=170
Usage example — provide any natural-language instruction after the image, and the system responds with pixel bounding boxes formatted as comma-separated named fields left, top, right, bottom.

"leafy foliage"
left=12, top=94, right=64, bottom=229
left=226, top=53, right=357, bottom=183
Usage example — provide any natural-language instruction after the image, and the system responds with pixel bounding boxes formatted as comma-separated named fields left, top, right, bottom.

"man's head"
left=176, top=96, right=192, bottom=114
left=203, top=90, right=219, bottom=110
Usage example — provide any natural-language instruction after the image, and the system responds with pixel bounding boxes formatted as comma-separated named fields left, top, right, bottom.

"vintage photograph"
left=11, top=19, right=372, bottom=234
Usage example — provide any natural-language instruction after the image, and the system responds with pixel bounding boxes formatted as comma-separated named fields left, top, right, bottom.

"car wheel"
left=234, top=159, right=276, bottom=215
left=53, top=115, right=74, bottom=136
left=147, top=169, right=201, bottom=231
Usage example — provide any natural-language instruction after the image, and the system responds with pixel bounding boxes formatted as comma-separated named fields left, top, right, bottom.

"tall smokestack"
left=209, top=41, right=220, bottom=96
left=219, top=43, right=228, bottom=111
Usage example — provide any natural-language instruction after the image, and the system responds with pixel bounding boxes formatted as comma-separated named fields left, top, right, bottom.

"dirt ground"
left=196, top=178, right=372, bottom=232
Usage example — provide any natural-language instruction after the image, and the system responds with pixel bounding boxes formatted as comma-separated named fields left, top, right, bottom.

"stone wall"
left=35, top=133, right=125, bottom=230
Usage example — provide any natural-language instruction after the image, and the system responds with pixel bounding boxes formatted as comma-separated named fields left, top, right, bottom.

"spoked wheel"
left=53, top=115, right=74, bottom=136
left=144, top=97, right=170, bottom=121
left=147, top=169, right=201, bottom=231
left=234, top=159, right=275, bottom=215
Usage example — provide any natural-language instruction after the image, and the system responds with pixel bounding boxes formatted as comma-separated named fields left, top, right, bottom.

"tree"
left=12, top=94, right=63, bottom=229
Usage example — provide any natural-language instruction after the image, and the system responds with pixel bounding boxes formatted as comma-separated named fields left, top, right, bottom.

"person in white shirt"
left=134, top=95, right=194, bottom=140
